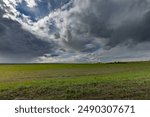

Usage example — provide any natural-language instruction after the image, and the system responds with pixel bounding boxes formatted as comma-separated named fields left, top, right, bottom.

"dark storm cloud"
left=63, top=0, right=150, bottom=50
left=0, top=19, right=51, bottom=55
left=105, top=9, right=150, bottom=49
left=0, top=8, right=55, bottom=62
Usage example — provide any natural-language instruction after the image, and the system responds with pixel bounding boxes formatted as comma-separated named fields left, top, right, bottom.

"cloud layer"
left=1, top=0, right=150, bottom=63
left=63, top=0, right=150, bottom=49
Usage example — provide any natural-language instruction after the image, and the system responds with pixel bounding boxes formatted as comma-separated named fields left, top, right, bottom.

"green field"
left=0, top=62, right=150, bottom=100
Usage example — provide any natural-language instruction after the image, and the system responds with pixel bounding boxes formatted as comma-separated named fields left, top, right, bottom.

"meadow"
left=0, top=61, right=150, bottom=100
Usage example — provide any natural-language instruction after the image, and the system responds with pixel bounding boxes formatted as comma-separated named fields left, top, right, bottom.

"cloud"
left=61, top=0, right=150, bottom=50
left=100, top=42, right=150, bottom=62
left=25, top=0, right=37, bottom=8
left=0, top=7, right=56, bottom=62
left=1, top=0, right=150, bottom=63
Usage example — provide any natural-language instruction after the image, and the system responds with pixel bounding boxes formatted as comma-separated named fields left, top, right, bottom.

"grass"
left=0, top=62, right=150, bottom=100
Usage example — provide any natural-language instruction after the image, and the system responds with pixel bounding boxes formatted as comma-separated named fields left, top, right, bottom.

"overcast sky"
left=0, top=0, right=150, bottom=63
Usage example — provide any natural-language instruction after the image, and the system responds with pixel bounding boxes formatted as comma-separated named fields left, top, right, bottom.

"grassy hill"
left=0, top=62, right=150, bottom=100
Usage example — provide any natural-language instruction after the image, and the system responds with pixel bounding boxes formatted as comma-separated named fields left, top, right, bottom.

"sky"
left=0, top=0, right=150, bottom=63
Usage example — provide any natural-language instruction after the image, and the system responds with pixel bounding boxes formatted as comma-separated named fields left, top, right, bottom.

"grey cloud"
left=0, top=19, right=54, bottom=55
left=62, top=0, right=150, bottom=51
left=62, top=31, right=100, bottom=52
left=106, top=10, right=150, bottom=49
left=1, top=0, right=150, bottom=63
left=0, top=9, right=56, bottom=62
